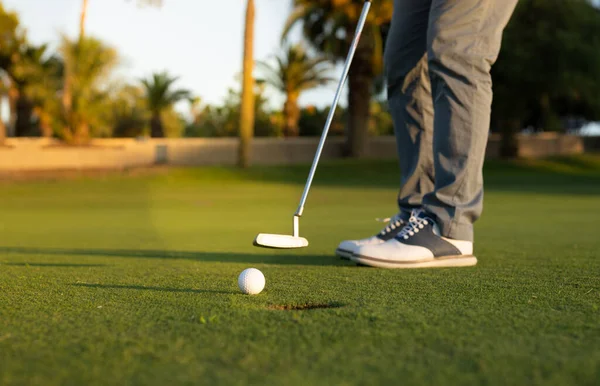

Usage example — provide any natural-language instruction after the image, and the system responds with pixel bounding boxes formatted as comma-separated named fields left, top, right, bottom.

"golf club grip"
left=294, top=0, right=372, bottom=217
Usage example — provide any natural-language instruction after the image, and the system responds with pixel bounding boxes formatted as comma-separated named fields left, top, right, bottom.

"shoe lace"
left=375, top=213, right=404, bottom=235
left=396, top=210, right=429, bottom=240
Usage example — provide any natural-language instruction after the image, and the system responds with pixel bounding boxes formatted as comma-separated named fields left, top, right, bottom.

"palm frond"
left=281, top=4, right=309, bottom=42
left=255, top=60, right=286, bottom=91
left=140, top=71, right=191, bottom=113
left=287, top=0, right=392, bottom=70
left=258, top=41, right=335, bottom=99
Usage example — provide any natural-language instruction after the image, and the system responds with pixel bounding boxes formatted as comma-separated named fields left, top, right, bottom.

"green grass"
left=1, top=155, right=599, bottom=386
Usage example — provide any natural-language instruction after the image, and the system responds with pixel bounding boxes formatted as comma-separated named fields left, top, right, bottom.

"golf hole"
left=267, top=302, right=344, bottom=311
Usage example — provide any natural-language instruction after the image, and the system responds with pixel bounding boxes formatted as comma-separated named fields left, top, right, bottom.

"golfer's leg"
left=423, top=0, right=517, bottom=241
left=385, top=0, right=433, bottom=218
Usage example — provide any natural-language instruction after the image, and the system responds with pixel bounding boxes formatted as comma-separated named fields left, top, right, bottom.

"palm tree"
left=0, top=3, right=24, bottom=143
left=140, top=71, right=191, bottom=138
left=61, top=0, right=87, bottom=137
left=60, top=36, right=119, bottom=143
left=12, top=44, right=63, bottom=137
left=283, top=0, right=393, bottom=157
left=61, top=0, right=164, bottom=141
left=239, top=0, right=255, bottom=168
left=257, top=43, right=333, bottom=137
left=2, top=5, right=64, bottom=140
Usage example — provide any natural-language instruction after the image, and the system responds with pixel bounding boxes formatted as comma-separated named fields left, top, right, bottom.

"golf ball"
left=238, top=268, right=265, bottom=295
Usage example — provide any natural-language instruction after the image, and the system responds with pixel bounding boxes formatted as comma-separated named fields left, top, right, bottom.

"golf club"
left=253, top=0, right=372, bottom=249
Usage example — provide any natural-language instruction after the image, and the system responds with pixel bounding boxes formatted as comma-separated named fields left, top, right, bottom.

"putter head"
left=253, top=233, right=309, bottom=249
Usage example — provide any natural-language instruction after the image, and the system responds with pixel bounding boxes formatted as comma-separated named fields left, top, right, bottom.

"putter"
left=253, top=0, right=372, bottom=249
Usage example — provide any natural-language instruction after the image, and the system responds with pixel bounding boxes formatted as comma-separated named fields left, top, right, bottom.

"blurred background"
left=0, top=0, right=599, bottom=171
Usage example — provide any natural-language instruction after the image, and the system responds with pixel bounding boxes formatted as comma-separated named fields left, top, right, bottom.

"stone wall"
left=0, top=134, right=596, bottom=172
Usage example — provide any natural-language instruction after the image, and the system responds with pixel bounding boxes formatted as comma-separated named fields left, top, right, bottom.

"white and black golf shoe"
left=335, top=213, right=408, bottom=260
left=351, top=210, right=477, bottom=269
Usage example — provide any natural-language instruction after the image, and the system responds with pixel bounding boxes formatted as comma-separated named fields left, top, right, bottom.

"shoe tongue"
left=410, top=210, right=442, bottom=236
left=399, top=209, right=412, bottom=222
left=416, top=210, right=430, bottom=220
left=408, top=209, right=427, bottom=221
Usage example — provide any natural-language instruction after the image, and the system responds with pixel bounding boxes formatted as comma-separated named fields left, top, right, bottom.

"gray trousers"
left=384, top=0, right=517, bottom=241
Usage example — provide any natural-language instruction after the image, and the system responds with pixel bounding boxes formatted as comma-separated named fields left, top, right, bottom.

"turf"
left=0, top=155, right=599, bottom=386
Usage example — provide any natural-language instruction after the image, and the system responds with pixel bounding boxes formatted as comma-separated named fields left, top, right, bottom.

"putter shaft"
left=294, top=0, right=372, bottom=218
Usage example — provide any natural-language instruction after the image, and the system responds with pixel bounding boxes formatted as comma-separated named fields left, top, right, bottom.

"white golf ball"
left=238, top=268, right=265, bottom=295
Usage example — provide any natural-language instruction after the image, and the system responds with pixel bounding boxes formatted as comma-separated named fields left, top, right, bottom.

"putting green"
left=0, top=156, right=599, bottom=385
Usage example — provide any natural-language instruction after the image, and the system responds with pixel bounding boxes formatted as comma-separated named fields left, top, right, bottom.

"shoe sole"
left=335, top=248, right=354, bottom=260
left=350, top=254, right=477, bottom=269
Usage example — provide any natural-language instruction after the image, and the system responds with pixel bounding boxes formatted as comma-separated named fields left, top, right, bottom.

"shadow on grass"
left=72, top=283, right=235, bottom=295
left=0, top=246, right=347, bottom=267
left=5, top=262, right=106, bottom=268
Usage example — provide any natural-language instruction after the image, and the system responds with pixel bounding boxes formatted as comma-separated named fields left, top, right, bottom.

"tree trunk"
left=345, top=69, right=373, bottom=158
left=34, top=107, right=53, bottom=138
left=15, top=95, right=34, bottom=137
left=190, top=97, right=202, bottom=124
left=344, top=22, right=375, bottom=158
left=74, top=120, right=90, bottom=144
left=62, top=61, right=73, bottom=136
left=150, top=112, right=164, bottom=138
left=62, top=0, right=88, bottom=141
left=0, top=84, right=7, bottom=143
left=0, top=119, right=6, bottom=145
left=283, top=93, right=300, bottom=137
left=238, top=0, right=255, bottom=168
left=7, top=86, right=19, bottom=138
left=80, top=0, right=89, bottom=39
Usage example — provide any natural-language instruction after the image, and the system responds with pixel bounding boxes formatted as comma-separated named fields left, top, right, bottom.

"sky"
left=3, top=0, right=345, bottom=116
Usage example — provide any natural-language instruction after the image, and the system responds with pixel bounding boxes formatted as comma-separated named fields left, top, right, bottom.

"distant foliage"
left=2, top=0, right=600, bottom=149
left=298, top=105, right=345, bottom=137
left=185, top=83, right=283, bottom=138
left=491, top=0, right=600, bottom=156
